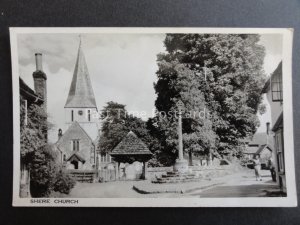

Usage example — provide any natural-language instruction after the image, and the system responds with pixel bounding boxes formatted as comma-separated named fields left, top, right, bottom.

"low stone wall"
left=147, top=165, right=234, bottom=180
left=147, top=166, right=173, bottom=179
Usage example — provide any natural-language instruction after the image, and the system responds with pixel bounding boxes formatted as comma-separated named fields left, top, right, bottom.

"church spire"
left=65, top=38, right=97, bottom=108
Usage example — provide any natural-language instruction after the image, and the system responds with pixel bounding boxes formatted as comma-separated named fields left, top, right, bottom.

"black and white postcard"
left=10, top=28, right=296, bottom=207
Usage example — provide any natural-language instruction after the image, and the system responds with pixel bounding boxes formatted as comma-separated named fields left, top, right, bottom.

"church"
left=55, top=41, right=100, bottom=170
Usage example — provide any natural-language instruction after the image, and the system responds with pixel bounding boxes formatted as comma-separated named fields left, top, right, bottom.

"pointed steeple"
left=65, top=39, right=97, bottom=108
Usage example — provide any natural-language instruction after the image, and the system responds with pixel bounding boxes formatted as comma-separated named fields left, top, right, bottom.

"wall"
left=64, top=107, right=99, bottom=140
left=57, top=123, right=96, bottom=170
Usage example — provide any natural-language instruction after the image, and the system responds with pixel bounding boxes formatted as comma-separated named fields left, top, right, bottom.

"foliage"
left=20, top=98, right=48, bottom=164
left=98, top=101, right=129, bottom=154
left=20, top=98, right=75, bottom=197
left=98, top=101, right=164, bottom=166
left=29, top=145, right=75, bottom=197
left=53, top=169, right=76, bottom=195
left=154, top=34, right=266, bottom=158
left=29, top=145, right=57, bottom=197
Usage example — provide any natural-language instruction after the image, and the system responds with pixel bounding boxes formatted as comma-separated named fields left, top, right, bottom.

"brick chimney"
left=266, top=122, right=270, bottom=145
left=58, top=128, right=63, bottom=140
left=33, top=53, right=47, bottom=111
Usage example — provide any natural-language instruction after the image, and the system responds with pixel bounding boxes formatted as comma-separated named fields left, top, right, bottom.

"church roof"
left=56, top=121, right=94, bottom=146
left=67, top=152, right=86, bottom=163
left=65, top=41, right=97, bottom=108
left=110, top=131, right=152, bottom=156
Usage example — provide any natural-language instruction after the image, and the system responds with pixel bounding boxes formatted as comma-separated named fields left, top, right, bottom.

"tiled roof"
left=244, top=145, right=259, bottom=154
left=255, top=144, right=273, bottom=155
left=67, top=152, right=86, bottom=163
left=245, top=132, right=274, bottom=147
left=65, top=42, right=97, bottom=108
left=19, top=77, right=44, bottom=104
left=111, top=131, right=152, bottom=155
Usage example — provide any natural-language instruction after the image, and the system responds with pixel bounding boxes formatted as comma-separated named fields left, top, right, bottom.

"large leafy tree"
left=154, top=34, right=266, bottom=158
left=98, top=102, right=164, bottom=166
left=153, top=62, right=217, bottom=164
left=99, top=102, right=153, bottom=153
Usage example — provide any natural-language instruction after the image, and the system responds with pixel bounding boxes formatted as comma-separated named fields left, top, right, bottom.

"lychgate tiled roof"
left=65, top=42, right=97, bottom=108
left=110, top=131, right=152, bottom=156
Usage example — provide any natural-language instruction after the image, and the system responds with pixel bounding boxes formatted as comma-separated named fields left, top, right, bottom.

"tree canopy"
left=154, top=34, right=266, bottom=158
left=98, top=101, right=152, bottom=153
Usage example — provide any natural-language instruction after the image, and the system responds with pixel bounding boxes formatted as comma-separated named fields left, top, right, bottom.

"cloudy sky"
left=17, top=33, right=282, bottom=143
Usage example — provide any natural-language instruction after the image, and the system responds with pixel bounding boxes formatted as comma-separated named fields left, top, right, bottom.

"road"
left=60, top=168, right=281, bottom=198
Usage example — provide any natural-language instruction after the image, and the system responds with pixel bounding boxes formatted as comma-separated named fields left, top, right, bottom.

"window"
left=78, top=110, right=83, bottom=116
left=88, top=110, right=91, bottom=121
left=101, top=153, right=108, bottom=163
left=72, top=140, right=79, bottom=151
left=63, top=154, right=66, bottom=161
left=271, top=70, right=283, bottom=102
left=90, top=147, right=95, bottom=163
left=24, top=100, right=28, bottom=126
left=275, top=129, right=284, bottom=172
left=71, top=110, right=74, bottom=121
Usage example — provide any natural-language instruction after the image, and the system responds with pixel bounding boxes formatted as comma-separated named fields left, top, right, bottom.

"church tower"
left=64, top=40, right=99, bottom=141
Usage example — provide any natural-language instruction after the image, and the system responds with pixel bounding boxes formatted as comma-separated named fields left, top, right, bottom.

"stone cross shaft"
left=178, top=109, right=183, bottom=160
left=176, top=100, right=184, bottom=161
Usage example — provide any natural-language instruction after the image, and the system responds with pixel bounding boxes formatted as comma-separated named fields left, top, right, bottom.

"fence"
left=68, top=169, right=97, bottom=183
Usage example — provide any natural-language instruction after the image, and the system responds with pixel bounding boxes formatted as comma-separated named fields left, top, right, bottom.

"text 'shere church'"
left=55, top=40, right=99, bottom=170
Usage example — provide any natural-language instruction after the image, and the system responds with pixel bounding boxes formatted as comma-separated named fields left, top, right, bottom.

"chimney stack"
left=35, top=53, right=43, bottom=71
left=33, top=53, right=47, bottom=111
left=266, top=122, right=270, bottom=145
left=58, top=129, right=63, bottom=140
left=266, top=122, right=270, bottom=135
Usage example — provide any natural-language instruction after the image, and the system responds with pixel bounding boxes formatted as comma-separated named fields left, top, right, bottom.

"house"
left=262, top=61, right=285, bottom=192
left=243, top=132, right=274, bottom=161
left=55, top=41, right=99, bottom=171
left=19, top=53, right=47, bottom=197
left=255, top=144, right=273, bottom=168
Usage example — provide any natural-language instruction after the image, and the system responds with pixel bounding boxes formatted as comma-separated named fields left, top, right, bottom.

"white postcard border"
left=10, top=27, right=297, bottom=207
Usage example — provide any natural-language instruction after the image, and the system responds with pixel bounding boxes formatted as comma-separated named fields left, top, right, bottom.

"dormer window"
left=271, top=67, right=283, bottom=102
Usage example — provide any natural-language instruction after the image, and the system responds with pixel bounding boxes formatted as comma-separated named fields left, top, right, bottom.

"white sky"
left=17, top=33, right=282, bottom=143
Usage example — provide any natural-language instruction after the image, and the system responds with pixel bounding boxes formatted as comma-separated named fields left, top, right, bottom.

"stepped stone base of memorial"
left=152, top=171, right=202, bottom=184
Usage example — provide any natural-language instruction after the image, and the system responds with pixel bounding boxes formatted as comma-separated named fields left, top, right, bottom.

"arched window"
left=63, top=154, right=66, bottom=161
left=88, top=110, right=91, bottom=121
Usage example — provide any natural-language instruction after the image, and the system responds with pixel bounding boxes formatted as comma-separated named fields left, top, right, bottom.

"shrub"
left=29, top=145, right=75, bottom=197
left=30, top=145, right=57, bottom=197
left=53, top=170, right=76, bottom=195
